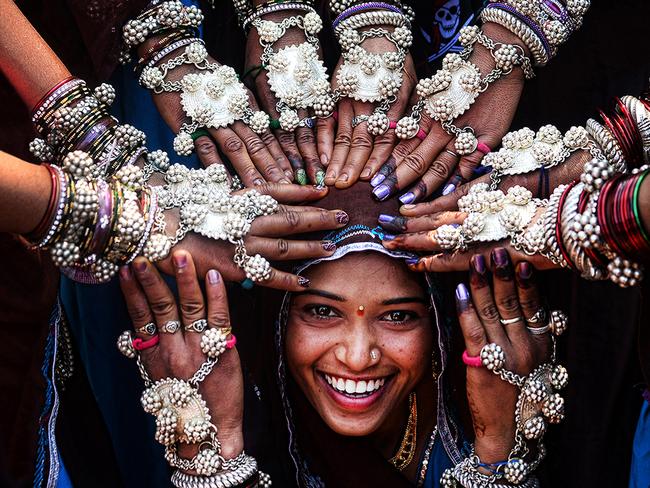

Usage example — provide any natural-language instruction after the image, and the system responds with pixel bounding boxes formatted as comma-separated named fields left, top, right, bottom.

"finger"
left=263, top=267, right=312, bottom=292
left=259, top=129, right=294, bottom=181
left=378, top=211, right=466, bottom=234
left=236, top=182, right=329, bottom=203
left=336, top=103, right=373, bottom=188
left=455, top=133, right=500, bottom=183
left=399, top=173, right=491, bottom=216
left=316, top=115, right=336, bottom=168
left=514, top=261, right=541, bottom=321
left=131, top=257, right=184, bottom=350
left=251, top=209, right=349, bottom=236
left=194, top=135, right=225, bottom=169
left=296, top=125, right=325, bottom=185
left=467, top=254, right=509, bottom=344
left=382, top=230, right=441, bottom=252
left=325, top=99, right=354, bottom=185
left=172, top=251, right=205, bottom=346
left=231, top=121, right=290, bottom=184
left=399, top=151, right=457, bottom=204
left=211, top=127, right=265, bottom=187
left=277, top=129, right=308, bottom=184
left=119, top=265, right=155, bottom=339
left=373, top=125, right=452, bottom=201
left=246, top=237, right=338, bottom=261
left=205, top=269, right=231, bottom=329
left=490, top=248, right=527, bottom=343
left=455, top=282, right=487, bottom=356
left=361, top=60, right=416, bottom=181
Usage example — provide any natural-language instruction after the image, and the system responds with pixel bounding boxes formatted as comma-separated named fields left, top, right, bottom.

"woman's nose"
left=334, top=324, right=376, bottom=372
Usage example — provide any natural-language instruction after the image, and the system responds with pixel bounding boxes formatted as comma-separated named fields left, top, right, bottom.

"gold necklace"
left=389, top=392, right=417, bottom=471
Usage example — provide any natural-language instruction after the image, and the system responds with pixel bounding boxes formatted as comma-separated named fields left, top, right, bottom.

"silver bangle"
left=585, top=118, right=626, bottom=173
left=146, top=38, right=202, bottom=70
left=334, top=10, right=409, bottom=36
left=242, top=3, right=315, bottom=31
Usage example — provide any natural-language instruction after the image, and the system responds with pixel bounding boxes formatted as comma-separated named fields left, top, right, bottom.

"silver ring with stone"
left=160, top=320, right=181, bottom=334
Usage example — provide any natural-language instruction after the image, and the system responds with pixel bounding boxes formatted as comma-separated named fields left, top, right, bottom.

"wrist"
left=474, top=434, right=515, bottom=465
left=482, top=22, right=532, bottom=58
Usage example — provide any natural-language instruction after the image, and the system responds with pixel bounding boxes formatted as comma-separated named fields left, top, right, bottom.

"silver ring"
left=160, top=320, right=181, bottom=334
left=527, top=324, right=551, bottom=335
left=184, top=319, right=208, bottom=333
left=352, top=115, right=369, bottom=128
left=444, top=149, right=459, bottom=158
left=137, top=322, right=157, bottom=336
left=500, top=316, right=524, bottom=325
left=526, top=308, right=547, bottom=325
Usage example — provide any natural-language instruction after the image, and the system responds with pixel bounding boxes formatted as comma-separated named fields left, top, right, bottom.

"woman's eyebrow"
left=294, top=289, right=346, bottom=302
left=381, top=297, right=428, bottom=305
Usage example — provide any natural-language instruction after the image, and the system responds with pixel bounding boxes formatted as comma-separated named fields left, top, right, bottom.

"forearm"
left=0, top=151, right=51, bottom=234
left=0, top=0, right=70, bottom=109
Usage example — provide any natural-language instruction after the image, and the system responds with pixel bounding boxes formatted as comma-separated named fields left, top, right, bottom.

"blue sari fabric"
left=629, top=396, right=650, bottom=488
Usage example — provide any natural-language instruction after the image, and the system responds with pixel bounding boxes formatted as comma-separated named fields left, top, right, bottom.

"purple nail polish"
left=442, top=183, right=456, bottom=196
left=173, top=252, right=187, bottom=269
left=207, top=269, right=220, bottom=285
left=322, top=241, right=337, bottom=252
left=383, top=234, right=396, bottom=241
left=451, top=223, right=460, bottom=228
left=406, top=258, right=419, bottom=266
left=119, top=265, right=132, bottom=280
left=399, top=192, right=416, bottom=204
left=455, top=283, right=470, bottom=312
left=491, top=248, right=513, bottom=280
left=371, top=173, right=386, bottom=187
left=492, top=248, right=509, bottom=267
left=335, top=211, right=349, bottom=224
left=378, top=214, right=394, bottom=225
left=298, top=276, right=310, bottom=288
left=516, top=262, right=533, bottom=288
left=134, top=260, right=147, bottom=273
left=470, top=255, right=487, bottom=287
left=373, top=184, right=390, bottom=201
left=472, top=254, right=486, bottom=274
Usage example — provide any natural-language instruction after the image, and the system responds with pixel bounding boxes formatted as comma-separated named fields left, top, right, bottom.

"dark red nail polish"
left=336, top=211, right=349, bottom=224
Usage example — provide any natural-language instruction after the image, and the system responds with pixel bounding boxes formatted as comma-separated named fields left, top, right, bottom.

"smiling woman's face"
left=286, top=252, right=433, bottom=437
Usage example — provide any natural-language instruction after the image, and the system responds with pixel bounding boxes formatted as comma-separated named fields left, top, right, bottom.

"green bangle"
left=632, top=170, right=650, bottom=245
left=191, top=128, right=211, bottom=141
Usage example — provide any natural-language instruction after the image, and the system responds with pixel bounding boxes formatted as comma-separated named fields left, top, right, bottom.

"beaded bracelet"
left=332, top=2, right=405, bottom=29
left=242, top=1, right=315, bottom=31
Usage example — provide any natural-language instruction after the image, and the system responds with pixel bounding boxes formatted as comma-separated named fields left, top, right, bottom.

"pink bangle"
left=226, top=334, right=237, bottom=349
left=133, top=335, right=160, bottom=351
left=462, top=350, right=483, bottom=368
left=477, top=142, right=492, bottom=155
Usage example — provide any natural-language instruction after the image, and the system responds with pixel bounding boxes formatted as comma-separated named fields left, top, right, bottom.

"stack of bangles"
left=123, top=1, right=273, bottom=157
left=446, top=311, right=569, bottom=487
left=116, top=324, right=271, bottom=487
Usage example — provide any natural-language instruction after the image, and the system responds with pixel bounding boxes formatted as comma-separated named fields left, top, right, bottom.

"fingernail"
left=406, top=258, right=420, bottom=266
left=337, top=173, right=349, bottom=183
left=173, top=252, right=187, bottom=269
left=360, top=168, right=372, bottom=179
left=295, top=169, right=308, bottom=185
left=442, top=183, right=456, bottom=196
left=285, top=170, right=294, bottom=181
left=133, top=259, right=147, bottom=273
left=253, top=178, right=264, bottom=186
left=378, top=214, right=395, bottom=225
left=473, top=165, right=492, bottom=176
left=383, top=234, right=396, bottom=241
left=372, top=184, right=390, bottom=201
left=298, top=276, right=310, bottom=288
left=469, top=255, right=487, bottom=287
left=399, top=192, right=416, bottom=204
left=491, top=248, right=512, bottom=280
left=455, top=283, right=470, bottom=313
left=322, top=241, right=337, bottom=252
left=315, top=170, right=325, bottom=186
left=325, top=170, right=337, bottom=183
left=371, top=173, right=386, bottom=187
left=516, top=262, right=533, bottom=288
left=320, top=154, right=329, bottom=166
left=335, top=211, right=349, bottom=224
left=119, top=265, right=132, bottom=280
left=207, top=269, right=220, bottom=285
left=401, top=204, right=416, bottom=211
left=379, top=214, right=407, bottom=232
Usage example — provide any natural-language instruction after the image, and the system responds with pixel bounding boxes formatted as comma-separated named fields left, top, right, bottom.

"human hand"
left=245, top=12, right=328, bottom=185
left=120, top=252, right=244, bottom=459
left=323, top=36, right=417, bottom=189
left=156, top=183, right=349, bottom=290
left=370, top=23, right=528, bottom=204
left=455, top=249, right=551, bottom=462
left=139, top=39, right=293, bottom=185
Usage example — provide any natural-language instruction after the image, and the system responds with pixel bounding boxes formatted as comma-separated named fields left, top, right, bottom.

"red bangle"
left=27, top=164, right=59, bottom=241
left=31, top=76, right=76, bottom=114
left=462, top=350, right=483, bottom=368
left=133, top=335, right=160, bottom=351
left=476, top=142, right=492, bottom=154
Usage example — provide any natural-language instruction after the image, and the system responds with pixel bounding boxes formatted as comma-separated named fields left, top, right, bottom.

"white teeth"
left=324, top=374, right=387, bottom=395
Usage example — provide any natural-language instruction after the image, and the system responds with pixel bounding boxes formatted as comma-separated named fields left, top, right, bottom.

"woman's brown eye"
left=309, top=305, right=335, bottom=318
left=386, top=311, right=408, bottom=322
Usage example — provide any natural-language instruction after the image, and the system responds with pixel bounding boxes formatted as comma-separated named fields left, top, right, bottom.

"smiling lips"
left=320, top=372, right=391, bottom=410
left=324, top=374, right=386, bottom=396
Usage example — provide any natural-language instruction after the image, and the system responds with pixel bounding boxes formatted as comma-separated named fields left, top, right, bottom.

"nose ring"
left=370, top=349, right=379, bottom=361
